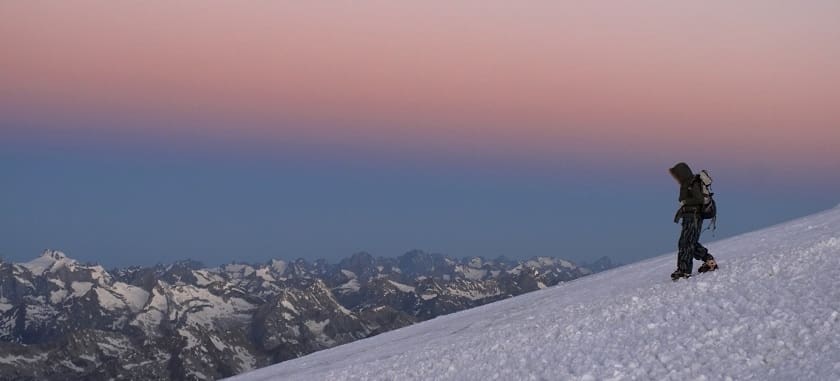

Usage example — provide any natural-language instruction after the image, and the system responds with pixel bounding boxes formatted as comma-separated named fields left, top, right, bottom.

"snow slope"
left=229, top=207, right=840, bottom=381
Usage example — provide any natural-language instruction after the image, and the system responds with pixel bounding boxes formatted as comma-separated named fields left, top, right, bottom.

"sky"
left=1, top=1, right=839, bottom=268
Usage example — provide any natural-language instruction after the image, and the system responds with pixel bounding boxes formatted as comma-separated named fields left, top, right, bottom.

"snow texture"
left=111, top=282, right=150, bottom=312
left=94, top=288, right=127, bottom=311
left=387, top=280, right=416, bottom=293
left=0, top=353, right=48, bottom=365
left=71, top=281, right=94, bottom=297
left=229, top=207, right=840, bottom=381
left=270, top=259, right=288, bottom=275
left=0, top=298, right=12, bottom=313
left=20, top=250, right=76, bottom=275
left=336, top=279, right=360, bottom=292
left=456, top=266, right=487, bottom=281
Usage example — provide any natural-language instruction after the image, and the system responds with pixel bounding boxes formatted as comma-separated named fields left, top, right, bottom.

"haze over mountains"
left=0, top=249, right=612, bottom=380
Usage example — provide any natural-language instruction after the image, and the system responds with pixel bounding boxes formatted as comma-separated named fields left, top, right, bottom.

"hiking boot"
left=698, top=258, right=718, bottom=273
left=671, top=270, right=691, bottom=281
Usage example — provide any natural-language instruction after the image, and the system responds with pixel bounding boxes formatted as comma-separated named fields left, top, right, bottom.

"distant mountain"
left=0, top=250, right=602, bottom=380
left=580, top=255, right=619, bottom=273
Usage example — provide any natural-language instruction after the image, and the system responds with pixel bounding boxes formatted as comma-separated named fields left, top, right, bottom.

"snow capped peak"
left=88, top=264, right=112, bottom=286
left=269, top=259, right=288, bottom=274
left=43, top=249, right=67, bottom=261
left=221, top=263, right=256, bottom=277
left=4, top=242, right=595, bottom=379
left=21, top=249, right=78, bottom=275
left=466, top=256, right=484, bottom=268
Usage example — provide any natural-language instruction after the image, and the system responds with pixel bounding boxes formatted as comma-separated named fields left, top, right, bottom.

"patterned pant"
left=677, top=213, right=712, bottom=273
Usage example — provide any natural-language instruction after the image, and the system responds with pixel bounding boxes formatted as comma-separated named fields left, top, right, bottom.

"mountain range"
left=0, top=250, right=613, bottom=380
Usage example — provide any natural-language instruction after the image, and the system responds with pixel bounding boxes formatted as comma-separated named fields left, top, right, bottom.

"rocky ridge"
left=0, top=250, right=614, bottom=380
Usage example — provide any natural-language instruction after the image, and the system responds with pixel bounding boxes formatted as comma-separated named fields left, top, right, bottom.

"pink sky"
left=2, top=1, right=839, bottom=172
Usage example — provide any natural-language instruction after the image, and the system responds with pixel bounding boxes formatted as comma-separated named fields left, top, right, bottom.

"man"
left=669, top=162, right=718, bottom=280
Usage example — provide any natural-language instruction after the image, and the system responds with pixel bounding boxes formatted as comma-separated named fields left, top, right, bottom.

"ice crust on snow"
left=229, top=207, right=840, bottom=381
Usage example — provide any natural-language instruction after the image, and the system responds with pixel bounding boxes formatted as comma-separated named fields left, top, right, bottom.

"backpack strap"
left=704, top=215, right=717, bottom=231
left=703, top=199, right=717, bottom=234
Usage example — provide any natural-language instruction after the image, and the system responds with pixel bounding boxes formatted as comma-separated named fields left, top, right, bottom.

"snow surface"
left=131, top=285, right=168, bottom=332
left=280, top=300, right=299, bottom=314
left=456, top=266, right=487, bottom=280
left=95, top=288, right=127, bottom=311
left=229, top=207, right=840, bottom=381
left=0, top=298, right=12, bottom=313
left=255, top=267, right=276, bottom=282
left=336, top=279, right=361, bottom=293
left=270, top=259, right=288, bottom=275
left=70, top=281, right=93, bottom=297
left=445, top=285, right=500, bottom=301
left=92, top=282, right=150, bottom=312
left=0, top=353, right=48, bottom=365
left=193, top=270, right=221, bottom=286
left=387, top=280, right=416, bottom=293
left=111, top=282, right=150, bottom=312
left=49, top=289, right=68, bottom=304
left=20, top=250, right=76, bottom=275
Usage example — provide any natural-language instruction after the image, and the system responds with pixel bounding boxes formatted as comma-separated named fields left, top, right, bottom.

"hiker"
left=669, top=162, right=718, bottom=280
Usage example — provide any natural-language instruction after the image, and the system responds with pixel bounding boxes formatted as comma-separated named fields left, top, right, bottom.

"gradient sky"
left=2, top=1, right=839, bottom=267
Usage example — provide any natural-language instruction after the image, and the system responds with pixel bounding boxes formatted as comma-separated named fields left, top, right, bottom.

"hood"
left=669, top=162, right=694, bottom=185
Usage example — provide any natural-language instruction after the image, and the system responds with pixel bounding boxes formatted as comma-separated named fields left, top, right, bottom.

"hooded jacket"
left=669, top=162, right=704, bottom=210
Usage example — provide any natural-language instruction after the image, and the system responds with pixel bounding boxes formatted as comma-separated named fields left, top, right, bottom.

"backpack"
left=695, top=170, right=717, bottom=229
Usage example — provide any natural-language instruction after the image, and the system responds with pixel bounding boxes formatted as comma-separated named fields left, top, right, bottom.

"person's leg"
left=677, top=214, right=701, bottom=273
left=696, top=241, right=718, bottom=272
left=693, top=242, right=712, bottom=262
